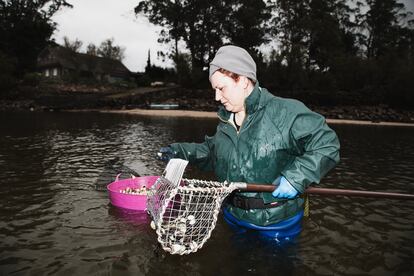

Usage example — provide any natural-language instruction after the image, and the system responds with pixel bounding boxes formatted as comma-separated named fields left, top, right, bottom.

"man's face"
left=210, top=71, right=246, bottom=113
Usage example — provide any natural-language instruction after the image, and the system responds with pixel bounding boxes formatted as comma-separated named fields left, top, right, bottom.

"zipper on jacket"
left=217, top=113, right=239, bottom=150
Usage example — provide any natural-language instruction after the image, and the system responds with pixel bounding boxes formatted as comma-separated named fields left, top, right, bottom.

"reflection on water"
left=0, top=111, right=413, bottom=275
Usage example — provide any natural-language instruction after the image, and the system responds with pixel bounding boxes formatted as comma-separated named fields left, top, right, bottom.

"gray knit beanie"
left=209, top=45, right=257, bottom=82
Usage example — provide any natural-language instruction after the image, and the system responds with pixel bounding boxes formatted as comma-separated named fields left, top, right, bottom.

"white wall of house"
left=44, top=68, right=59, bottom=77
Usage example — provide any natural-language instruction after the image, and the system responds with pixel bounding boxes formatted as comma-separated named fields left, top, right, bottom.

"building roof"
left=37, top=46, right=131, bottom=77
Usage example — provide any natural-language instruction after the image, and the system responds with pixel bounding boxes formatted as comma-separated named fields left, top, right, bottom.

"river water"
left=0, top=111, right=413, bottom=275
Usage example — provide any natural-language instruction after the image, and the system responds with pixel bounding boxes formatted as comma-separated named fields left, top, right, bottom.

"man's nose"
left=215, top=90, right=222, bottom=101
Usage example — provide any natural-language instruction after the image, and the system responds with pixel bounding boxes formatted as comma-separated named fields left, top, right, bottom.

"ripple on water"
left=0, top=112, right=413, bottom=275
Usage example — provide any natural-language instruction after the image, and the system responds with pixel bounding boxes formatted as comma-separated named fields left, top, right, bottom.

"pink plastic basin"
left=107, top=175, right=160, bottom=211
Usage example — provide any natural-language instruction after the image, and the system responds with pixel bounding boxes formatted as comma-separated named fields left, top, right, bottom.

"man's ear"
left=238, top=76, right=249, bottom=89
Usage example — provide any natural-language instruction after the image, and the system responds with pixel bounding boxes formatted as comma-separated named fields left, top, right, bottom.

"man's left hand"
left=272, top=176, right=298, bottom=199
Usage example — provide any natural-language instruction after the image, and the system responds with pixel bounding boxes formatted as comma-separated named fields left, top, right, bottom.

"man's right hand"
left=157, top=146, right=174, bottom=162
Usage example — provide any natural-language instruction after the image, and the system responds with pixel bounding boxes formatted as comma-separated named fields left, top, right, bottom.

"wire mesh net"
left=147, top=177, right=235, bottom=255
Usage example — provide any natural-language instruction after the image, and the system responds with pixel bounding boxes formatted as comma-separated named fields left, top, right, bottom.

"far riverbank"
left=69, top=108, right=414, bottom=127
left=1, top=83, right=413, bottom=125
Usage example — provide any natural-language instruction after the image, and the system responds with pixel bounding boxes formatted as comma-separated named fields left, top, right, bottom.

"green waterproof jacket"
left=170, top=83, right=340, bottom=226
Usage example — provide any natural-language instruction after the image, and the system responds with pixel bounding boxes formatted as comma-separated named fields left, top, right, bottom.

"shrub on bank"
left=0, top=51, right=17, bottom=98
left=22, top=72, right=42, bottom=86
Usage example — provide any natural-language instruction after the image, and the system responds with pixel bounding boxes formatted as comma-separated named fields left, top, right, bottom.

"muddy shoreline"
left=1, top=84, right=413, bottom=126
left=67, top=108, right=414, bottom=127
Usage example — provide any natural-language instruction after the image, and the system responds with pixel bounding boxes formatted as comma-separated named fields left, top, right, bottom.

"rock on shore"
left=1, top=84, right=413, bottom=124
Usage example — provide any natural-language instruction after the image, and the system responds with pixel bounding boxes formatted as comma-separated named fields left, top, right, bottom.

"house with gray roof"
left=37, top=46, right=132, bottom=83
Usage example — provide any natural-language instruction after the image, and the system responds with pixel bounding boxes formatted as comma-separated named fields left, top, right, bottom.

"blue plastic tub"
left=223, top=208, right=304, bottom=239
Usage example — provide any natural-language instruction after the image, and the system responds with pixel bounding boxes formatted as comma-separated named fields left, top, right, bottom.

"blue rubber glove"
left=156, top=146, right=174, bottom=162
left=272, top=176, right=298, bottom=199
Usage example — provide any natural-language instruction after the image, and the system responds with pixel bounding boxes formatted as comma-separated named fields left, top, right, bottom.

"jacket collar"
left=218, top=81, right=263, bottom=121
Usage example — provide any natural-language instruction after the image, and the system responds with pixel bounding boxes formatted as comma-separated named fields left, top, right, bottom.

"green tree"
left=268, top=0, right=311, bottom=90
left=362, top=0, right=413, bottom=58
left=307, top=0, right=359, bottom=71
left=223, top=0, right=271, bottom=51
left=270, top=0, right=357, bottom=71
left=173, top=52, right=192, bottom=86
left=270, top=0, right=310, bottom=68
left=135, top=0, right=185, bottom=62
left=0, top=0, right=72, bottom=76
left=0, top=50, right=16, bottom=94
left=86, top=43, right=98, bottom=56
left=136, top=0, right=226, bottom=68
left=97, top=38, right=125, bottom=61
left=136, top=0, right=270, bottom=69
left=145, top=49, right=151, bottom=72
left=63, top=36, right=83, bottom=52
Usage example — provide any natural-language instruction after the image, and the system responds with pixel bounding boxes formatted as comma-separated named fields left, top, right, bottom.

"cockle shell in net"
left=176, top=222, right=187, bottom=234
left=171, top=244, right=186, bottom=254
left=189, top=241, right=198, bottom=251
left=187, top=215, right=196, bottom=225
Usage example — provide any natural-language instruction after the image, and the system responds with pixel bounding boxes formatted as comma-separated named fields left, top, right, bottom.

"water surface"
left=0, top=111, right=413, bottom=275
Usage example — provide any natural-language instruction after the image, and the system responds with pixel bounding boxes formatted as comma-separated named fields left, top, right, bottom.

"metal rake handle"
left=235, top=183, right=414, bottom=200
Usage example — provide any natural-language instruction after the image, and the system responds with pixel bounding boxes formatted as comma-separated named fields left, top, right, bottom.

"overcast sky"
left=52, top=0, right=170, bottom=72
left=53, top=0, right=414, bottom=73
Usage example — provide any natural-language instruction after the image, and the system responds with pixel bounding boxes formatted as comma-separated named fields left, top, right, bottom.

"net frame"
left=147, top=177, right=238, bottom=255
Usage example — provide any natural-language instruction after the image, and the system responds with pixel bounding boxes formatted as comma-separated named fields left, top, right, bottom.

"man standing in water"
left=158, top=45, right=340, bottom=240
